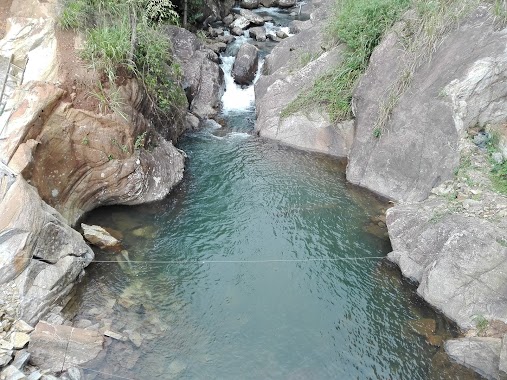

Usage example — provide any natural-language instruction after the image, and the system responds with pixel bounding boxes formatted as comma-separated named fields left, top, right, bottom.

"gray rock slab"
left=28, top=321, right=103, bottom=373
left=387, top=198, right=507, bottom=329
left=347, top=7, right=507, bottom=202
left=445, top=337, right=501, bottom=380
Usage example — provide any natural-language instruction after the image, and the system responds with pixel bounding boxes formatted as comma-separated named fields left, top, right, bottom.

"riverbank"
left=254, top=0, right=507, bottom=377
left=1, top=0, right=506, bottom=378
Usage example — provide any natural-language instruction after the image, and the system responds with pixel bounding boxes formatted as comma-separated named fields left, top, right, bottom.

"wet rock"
left=184, top=112, right=200, bottom=131
left=249, top=27, right=266, bottom=42
left=407, top=318, right=436, bottom=337
left=103, top=330, right=125, bottom=341
left=0, top=365, right=25, bottom=380
left=240, top=0, right=259, bottom=9
left=239, top=9, right=265, bottom=25
left=230, top=16, right=251, bottom=30
left=81, top=224, right=121, bottom=251
left=217, top=34, right=235, bottom=44
left=29, top=321, right=103, bottom=373
left=223, top=14, right=234, bottom=26
left=208, top=42, right=227, bottom=54
left=445, top=337, right=501, bottom=380
left=231, top=27, right=244, bottom=36
left=278, top=0, right=296, bottom=7
left=73, top=319, right=93, bottom=329
left=127, top=330, right=143, bottom=348
left=260, top=0, right=278, bottom=6
left=167, top=359, right=187, bottom=378
left=276, top=30, right=288, bottom=39
left=232, top=43, right=259, bottom=85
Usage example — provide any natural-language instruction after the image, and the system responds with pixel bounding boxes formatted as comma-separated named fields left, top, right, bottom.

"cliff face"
left=0, top=0, right=186, bottom=326
left=346, top=5, right=507, bottom=202
left=254, top=0, right=354, bottom=157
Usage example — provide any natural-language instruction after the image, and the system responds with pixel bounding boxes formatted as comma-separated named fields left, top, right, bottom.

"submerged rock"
left=82, top=224, right=121, bottom=250
left=232, top=43, right=259, bottom=85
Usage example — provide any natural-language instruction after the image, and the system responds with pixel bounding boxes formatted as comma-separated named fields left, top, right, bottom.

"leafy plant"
left=82, top=136, right=89, bottom=145
left=135, top=131, right=147, bottom=150
left=472, top=314, right=489, bottom=336
left=486, top=131, right=507, bottom=195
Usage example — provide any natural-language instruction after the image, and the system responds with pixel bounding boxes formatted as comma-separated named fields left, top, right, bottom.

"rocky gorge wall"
left=254, top=1, right=507, bottom=378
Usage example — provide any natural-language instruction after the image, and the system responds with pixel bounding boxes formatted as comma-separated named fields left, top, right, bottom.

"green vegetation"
left=135, top=131, right=148, bottom=150
left=472, top=314, right=489, bottom=336
left=59, top=0, right=186, bottom=124
left=282, top=0, right=478, bottom=137
left=282, top=0, right=411, bottom=122
left=493, top=0, right=507, bottom=24
left=486, top=131, right=507, bottom=195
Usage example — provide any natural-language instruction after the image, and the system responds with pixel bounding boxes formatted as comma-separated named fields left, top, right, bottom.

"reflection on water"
left=75, top=127, right=480, bottom=380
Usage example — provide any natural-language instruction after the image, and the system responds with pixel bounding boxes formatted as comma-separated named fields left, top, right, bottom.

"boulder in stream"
left=249, top=27, right=267, bottom=42
left=82, top=224, right=121, bottom=251
left=240, top=0, right=259, bottom=9
left=232, top=43, right=259, bottom=85
left=239, top=9, right=265, bottom=25
left=260, top=0, right=278, bottom=6
left=278, top=0, right=296, bottom=7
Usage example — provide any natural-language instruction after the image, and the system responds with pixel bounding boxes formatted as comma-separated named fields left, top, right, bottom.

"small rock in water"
left=81, top=224, right=121, bottom=251
left=131, top=226, right=157, bottom=239
left=407, top=318, right=436, bottom=338
left=167, top=359, right=187, bottom=377
left=128, top=331, right=143, bottom=348
left=103, top=330, right=125, bottom=341
left=276, top=30, right=288, bottom=39
left=223, top=14, right=234, bottom=26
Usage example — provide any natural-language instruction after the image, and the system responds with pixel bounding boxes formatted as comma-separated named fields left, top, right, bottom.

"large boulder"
left=0, top=165, right=93, bottom=324
left=387, top=195, right=507, bottom=329
left=249, top=26, right=267, bottom=42
left=2, top=81, right=185, bottom=225
left=445, top=337, right=502, bottom=380
left=254, top=0, right=353, bottom=157
left=260, top=0, right=278, bottom=7
left=230, top=16, right=251, bottom=31
left=240, top=0, right=259, bottom=9
left=239, top=9, right=265, bottom=25
left=165, top=26, right=224, bottom=120
left=232, top=43, right=259, bottom=85
left=346, top=7, right=507, bottom=202
left=29, top=321, right=104, bottom=373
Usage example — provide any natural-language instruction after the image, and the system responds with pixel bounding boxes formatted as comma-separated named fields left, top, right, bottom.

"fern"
left=144, top=0, right=179, bottom=24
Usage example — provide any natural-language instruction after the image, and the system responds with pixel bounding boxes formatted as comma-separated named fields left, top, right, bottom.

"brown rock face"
left=3, top=82, right=185, bottom=226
